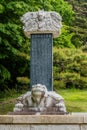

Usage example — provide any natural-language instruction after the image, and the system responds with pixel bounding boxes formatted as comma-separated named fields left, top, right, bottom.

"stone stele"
left=21, top=10, right=62, bottom=38
left=13, top=84, right=66, bottom=114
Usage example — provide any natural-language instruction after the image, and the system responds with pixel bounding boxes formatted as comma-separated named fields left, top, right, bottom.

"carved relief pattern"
left=21, top=10, right=62, bottom=38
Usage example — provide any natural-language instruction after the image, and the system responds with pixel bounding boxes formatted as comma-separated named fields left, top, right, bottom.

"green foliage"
left=0, top=0, right=74, bottom=91
left=0, top=65, right=10, bottom=80
left=66, top=0, right=87, bottom=46
left=54, top=80, right=66, bottom=89
left=0, top=64, right=11, bottom=91
left=71, top=35, right=83, bottom=48
left=17, top=77, right=30, bottom=85
left=54, top=25, right=75, bottom=48
left=16, top=77, right=30, bottom=91
left=53, top=48, right=87, bottom=89
left=81, top=45, right=87, bottom=52
left=0, top=4, right=5, bottom=14
left=6, top=1, right=30, bottom=16
left=50, top=0, right=74, bottom=25
left=0, top=0, right=86, bottom=93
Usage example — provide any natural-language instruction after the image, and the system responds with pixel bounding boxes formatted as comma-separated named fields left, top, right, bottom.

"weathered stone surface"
left=0, top=115, right=86, bottom=124
left=13, top=125, right=30, bottom=130
left=31, top=125, right=48, bottom=130
left=47, top=125, right=80, bottom=130
left=72, top=113, right=87, bottom=124
left=0, top=125, right=11, bottom=130
left=0, top=115, right=13, bottom=124
left=72, top=113, right=87, bottom=116
left=81, top=125, right=87, bottom=130
left=13, top=84, right=66, bottom=113
left=40, top=115, right=84, bottom=124
left=30, top=34, right=53, bottom=91
left=0, top=115, right=87, bottom=130
left=84, top=116, right=87, bottom=123
left=0, top=125, right=30, bottom=130
left=12, top=115, right=84, bottom=124
left=0, top=125, right=80, bottom=130
left=21, top=10, right=62, bottom=38
left=13, top=115, right=42, bottom=124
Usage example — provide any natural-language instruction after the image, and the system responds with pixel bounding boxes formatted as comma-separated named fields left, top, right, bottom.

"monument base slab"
left=8, top=111, right=68, bottom=115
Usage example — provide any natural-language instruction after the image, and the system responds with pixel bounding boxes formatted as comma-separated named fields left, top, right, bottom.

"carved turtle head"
left=31, top=84, right=48, bottom=97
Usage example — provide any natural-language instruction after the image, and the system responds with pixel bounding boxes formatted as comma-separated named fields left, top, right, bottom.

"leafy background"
left=0, top=0, right=87, bottom=93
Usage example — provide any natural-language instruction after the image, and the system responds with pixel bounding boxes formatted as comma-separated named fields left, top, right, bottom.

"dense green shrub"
left=54, top=25, right=75, bottom=48
left=66, top=0, right=87, bottom=47
left=81, top=45, right=87, bottom=52
left=53, top=48, right=87, bottom=89
left=16, top=77, right=30, bottom=91
left=0, top=64, right=11, bottom=91
left=54, top=80, right=66, bottom=90
left=0, top=0, right=74, bottom=91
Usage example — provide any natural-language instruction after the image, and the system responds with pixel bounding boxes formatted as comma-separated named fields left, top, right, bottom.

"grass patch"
left=0, top=89, right=87, bottom=114
left=0, top=89, right=26, bottom=115
left=57, top=89, right=87, bottom=112
left=0, top=99, right=16, bottom=115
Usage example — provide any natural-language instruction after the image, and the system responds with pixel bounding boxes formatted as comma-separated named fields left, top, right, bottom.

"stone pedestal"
left=1, top=114, right=87, bottom=130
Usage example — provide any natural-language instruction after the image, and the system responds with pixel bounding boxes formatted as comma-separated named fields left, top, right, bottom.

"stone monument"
left=21, top=10, right=62, bottom=91
left=13, top=10, right=67, bottom=115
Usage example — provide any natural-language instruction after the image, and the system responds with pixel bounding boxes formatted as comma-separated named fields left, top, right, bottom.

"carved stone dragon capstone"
left=14, top=84, right=66, bottom=113
left=21, top=10, right=62, bottom=38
